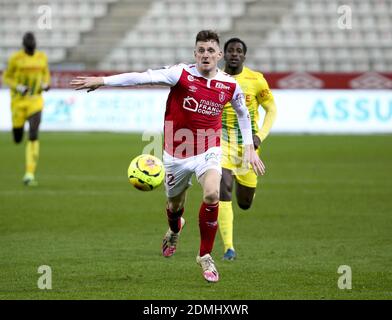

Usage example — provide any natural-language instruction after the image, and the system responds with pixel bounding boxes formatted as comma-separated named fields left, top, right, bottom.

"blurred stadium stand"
left=0, top=0, right=392, bottom=72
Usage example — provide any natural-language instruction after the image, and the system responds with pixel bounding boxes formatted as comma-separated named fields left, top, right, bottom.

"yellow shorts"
left=11, top=97, right=44, bottom=128
left=221, top=139, right=259, bottom=189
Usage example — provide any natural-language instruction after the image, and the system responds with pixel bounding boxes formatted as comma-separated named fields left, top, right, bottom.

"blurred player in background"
left=219, top=38, right=277, bottom=260
left=70, top=30, right=265, bottom=283
left=2, top=32, right=50, bottom=186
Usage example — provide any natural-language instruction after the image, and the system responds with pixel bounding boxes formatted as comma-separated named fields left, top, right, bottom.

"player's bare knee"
left=238, top=200, right=252, bottom=210
left=203, top=189, right=219, bottom=204
left=219, top=188, right=232, bottom=201
left=29, top=131, right=39, bottom=141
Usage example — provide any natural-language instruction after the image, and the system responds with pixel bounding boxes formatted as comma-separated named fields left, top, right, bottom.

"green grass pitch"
left=0, top=132, right=391, bottom=300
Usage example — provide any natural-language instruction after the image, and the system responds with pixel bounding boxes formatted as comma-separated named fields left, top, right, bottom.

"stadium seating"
left=0, top=0, right=391, bottom=72
left=250, top=0, right=392, bottom=71
left=0, top=0, right=117, bottom=70
left=98, top=0, right=254, bottom=71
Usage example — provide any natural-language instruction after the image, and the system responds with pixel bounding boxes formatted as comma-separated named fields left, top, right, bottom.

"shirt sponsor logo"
left=199, top=99, right=224, bottom=116
left=182, top=97, right=224, bottom=116
left=183, top=96, right=199, bottom=112
left=215, top=82, right=230, bottom=90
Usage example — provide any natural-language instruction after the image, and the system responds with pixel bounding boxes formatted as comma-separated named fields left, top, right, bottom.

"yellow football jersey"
left=222, top=66, right=276, bottom=144
left=2, top=50, right=50, bottom=100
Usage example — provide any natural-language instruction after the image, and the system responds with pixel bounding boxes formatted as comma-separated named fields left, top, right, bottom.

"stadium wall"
left=1, top=72, right=391, bottom=133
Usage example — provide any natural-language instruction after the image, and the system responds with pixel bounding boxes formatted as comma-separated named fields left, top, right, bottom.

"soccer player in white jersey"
left=70, top=30, right=265, bottom=283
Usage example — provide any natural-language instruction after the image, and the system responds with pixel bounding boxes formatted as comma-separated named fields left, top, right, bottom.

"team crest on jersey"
left=187, top=75, right=195, bottom=82
left=219, top=91, right=226, bottom=102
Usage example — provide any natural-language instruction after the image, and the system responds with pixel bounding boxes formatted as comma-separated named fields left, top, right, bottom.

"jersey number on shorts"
left=165, top=173, right=175, bottom=187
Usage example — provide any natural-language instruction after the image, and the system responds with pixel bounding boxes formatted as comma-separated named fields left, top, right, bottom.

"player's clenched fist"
left=70, top=76, right=104, bottom=92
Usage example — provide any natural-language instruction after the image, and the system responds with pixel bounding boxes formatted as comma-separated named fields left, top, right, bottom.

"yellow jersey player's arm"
left=41, top=53, right=51, bottom=89
left=2, top=53, right=19, bottom=90
left=255, top=74, right=277, bottom=143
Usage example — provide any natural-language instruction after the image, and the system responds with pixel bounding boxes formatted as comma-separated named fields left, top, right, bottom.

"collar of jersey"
left=191, top=64, right=221, bottom=81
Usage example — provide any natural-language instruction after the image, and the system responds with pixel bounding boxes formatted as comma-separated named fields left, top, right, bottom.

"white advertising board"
left=0, top=89, right=391, bottom=133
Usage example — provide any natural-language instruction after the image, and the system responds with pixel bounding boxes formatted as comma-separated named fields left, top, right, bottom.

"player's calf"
left=219, top=168, right=234, bottom=201
left=28, top=111, right=41, bottom=141
left=236, top=184, right=256, bottom=210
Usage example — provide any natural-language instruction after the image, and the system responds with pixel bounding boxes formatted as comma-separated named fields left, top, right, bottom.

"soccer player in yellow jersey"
left=2, top=32, right=50, bottom=186
left=219, top=38, right=277, bottom=260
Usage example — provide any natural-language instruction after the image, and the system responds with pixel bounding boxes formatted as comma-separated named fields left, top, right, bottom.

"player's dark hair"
left=23, top=32, right=36, bottom=55
left=224, top=38, right=247, bottom=55
left=195, top=30, right=220, bottom=45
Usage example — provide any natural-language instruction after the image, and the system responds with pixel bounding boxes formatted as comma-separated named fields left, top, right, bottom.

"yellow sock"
left=26, top=140, right=40, bottom=176
left=218, top=201, right=234, bottom=252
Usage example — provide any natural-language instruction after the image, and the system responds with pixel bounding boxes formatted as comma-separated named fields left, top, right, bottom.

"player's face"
left=194, top=40, right=222, bottom=76
left=224, top=42, right=246, bottom=69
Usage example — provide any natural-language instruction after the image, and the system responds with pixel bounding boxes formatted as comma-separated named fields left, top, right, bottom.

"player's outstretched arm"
left=70, top=76, right=104, bottom=92
left=70, top=66, right=183, bottom=92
